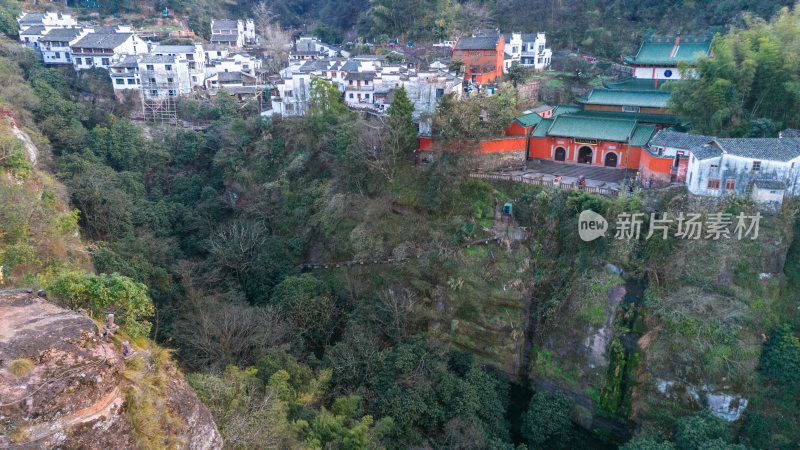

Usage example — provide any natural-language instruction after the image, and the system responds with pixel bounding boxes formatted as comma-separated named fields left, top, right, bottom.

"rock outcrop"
left=0, top=290, right=222, bottom=449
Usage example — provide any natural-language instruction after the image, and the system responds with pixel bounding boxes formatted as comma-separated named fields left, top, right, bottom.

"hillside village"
left=16, top=10, right=800, bottom=205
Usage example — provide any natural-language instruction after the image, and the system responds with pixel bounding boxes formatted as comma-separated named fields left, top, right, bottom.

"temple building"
left=623, top=34, right=713, bottom=80
left=527, top=113, right=656, bottom=168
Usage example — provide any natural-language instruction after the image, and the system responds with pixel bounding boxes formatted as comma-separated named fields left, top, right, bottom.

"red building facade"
left=452, top=36, right=505, bottom=84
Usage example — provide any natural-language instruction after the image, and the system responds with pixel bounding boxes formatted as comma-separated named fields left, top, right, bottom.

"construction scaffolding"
left=140, top=70, right=177, bottom=125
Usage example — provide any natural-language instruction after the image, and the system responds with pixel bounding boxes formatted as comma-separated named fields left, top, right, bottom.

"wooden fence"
left=470, top=172, right=624, bottom=197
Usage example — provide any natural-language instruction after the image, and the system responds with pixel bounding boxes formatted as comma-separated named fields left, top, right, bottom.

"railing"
left=346, top=85, right=374, bottom=91
left=470, top=172, right=622, bottom=197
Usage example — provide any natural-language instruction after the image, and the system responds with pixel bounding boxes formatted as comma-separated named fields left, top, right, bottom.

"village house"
left=686, top=138, right=800, bottom=203
left=139, top=54, right=192, bottom=100
left=109, top=55, right=141, bottom=98
left=39, top=27, right=89, bottom=65
left=17, top=11, right=77, bottom=29
left=269, top=57, right=462, bottom=133
left=210, top=19, right=256, bottom=48
left=152, top=44, right=206, bottom=87
left=496, top=32, right=551, bottom=72
left=452, top=35, right=505, bottom=84
left=290, top=36, right=350, bottom=61
left=19, top=25, right=48, bottom=52
left=16, top=11, right=78, bottom=53
left=71, top=31, right=147, bottom=70
left=623, top=34, right=712, bottom=80
left=204, top=53, right=262, bottom=88
left=641, top=130, right=713, bottom=184
left=203, top=43, right=231, bottom=62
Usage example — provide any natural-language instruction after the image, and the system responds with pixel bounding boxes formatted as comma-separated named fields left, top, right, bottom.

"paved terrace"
left=475, top=160, right=632, bottom=196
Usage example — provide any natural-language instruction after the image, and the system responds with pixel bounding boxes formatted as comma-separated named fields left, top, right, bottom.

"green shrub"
left=759, top=324, right=800, bottom=391
left=46, top=270, right=155, bottom=337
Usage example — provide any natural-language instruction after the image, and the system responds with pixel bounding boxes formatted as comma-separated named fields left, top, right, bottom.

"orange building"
left=527, top=114, right=655, bottom=169
left=452, top=35, right=505, bottom=84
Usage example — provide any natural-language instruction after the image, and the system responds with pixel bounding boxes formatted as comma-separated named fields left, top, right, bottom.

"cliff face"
left=0, top=290, right=222, bottom=449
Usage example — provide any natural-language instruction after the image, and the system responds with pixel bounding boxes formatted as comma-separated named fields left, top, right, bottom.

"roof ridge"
left=557, top=114, right=637, bottom=123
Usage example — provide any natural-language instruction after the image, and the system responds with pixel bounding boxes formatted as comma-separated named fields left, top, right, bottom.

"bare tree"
left=452, top=2, right=496, bottom=36
left=209, top=221, right=266, bottom=285
left=351, top=119, right=403, bottom=183
left=368, top=288, right=419, bottom=342
left=172, top=296, right=298, bottom=370
left=253, top=2, right=293, bottom=73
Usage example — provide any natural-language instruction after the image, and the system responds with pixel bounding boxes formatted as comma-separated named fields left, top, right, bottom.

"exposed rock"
left=707, top=392, right=748, bottom=422
left=0, top=290, right=222, bottom=449
left=584, top=283, right=626, bottom=368
left=604, top=263, right=624, bottom=277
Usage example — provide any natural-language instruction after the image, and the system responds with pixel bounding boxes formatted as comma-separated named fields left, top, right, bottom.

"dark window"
left=165, top=64, right=172, bottom=71
left=127, top=78, right=135, bottom=85
left=102, top=57, right=110, bottom=65
left=115, top=79, right=124, bottom=85
left=725, top=179, right=736, bottom=191
left=708, top=178, right=721, bottom=190
left=146, top=64, right=154, bottom=70
left=752, top=161, right=761, bottom=171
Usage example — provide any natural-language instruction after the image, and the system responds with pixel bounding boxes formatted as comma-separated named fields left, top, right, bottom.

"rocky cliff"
left=0, top=290, right=223, bottom=449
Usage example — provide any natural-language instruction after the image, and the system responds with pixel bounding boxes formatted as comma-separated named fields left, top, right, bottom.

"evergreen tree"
left=387, top=85, right=417, bottom=156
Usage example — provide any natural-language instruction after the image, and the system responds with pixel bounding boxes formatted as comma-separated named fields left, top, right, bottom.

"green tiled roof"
left=515, top=112, right=543, bottom=128
left=546, top=116, right=638, bottom=142
left=551, top=105, right=582, bottom=117
left=569, top=109, right=680, bottom=125
left=579, top=88, right=671, bottom=108
left=531, top=118, right=554, bottom=138
left=624, top=35, right=712, bottom=65
left=629, top=124, right=657, bottom=147
left=603, top=78, right=679, bottom=91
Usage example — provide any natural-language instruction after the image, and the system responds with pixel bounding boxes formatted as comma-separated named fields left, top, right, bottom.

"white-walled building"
left=206, top=53, right=261, bottom=74
left=203, top=43, right=231, bottom=62
left=210, top=19, right=256, bottom=48
left=290, top=36, right=350, bottom=60
left=152, top=44, right=205, bottom=87
left=39, top=27, right=89, bottom=65
left=139, top=54, right=192, bottom=100
left=17, top=11, right=77, bottom=29
left=624, top=35, right=712, bottom=80
left=649, top=130, right=800, bottom=204
left=71, top=32, right=147, bottom=70
left=19, top=25, right=48, bottom=52
left=685, top=138, right=800, bottom=203
left=473, top=31, right=552, bottom=72
left=269, top=57, right=462, bottom=133
left=17, top=11, right=80, bottom=56
left=110, top=52, right=196, bottom=100
left=109, top=55, right=141, bottom=98
left=500, top=33, right=551, bottom=72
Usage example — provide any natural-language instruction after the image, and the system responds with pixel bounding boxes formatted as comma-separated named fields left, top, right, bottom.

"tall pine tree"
left=387, top=85, right=417, bottom=156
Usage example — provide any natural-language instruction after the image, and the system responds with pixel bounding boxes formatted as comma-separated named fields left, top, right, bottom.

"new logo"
left=578, top=210, right=608, bottom=241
